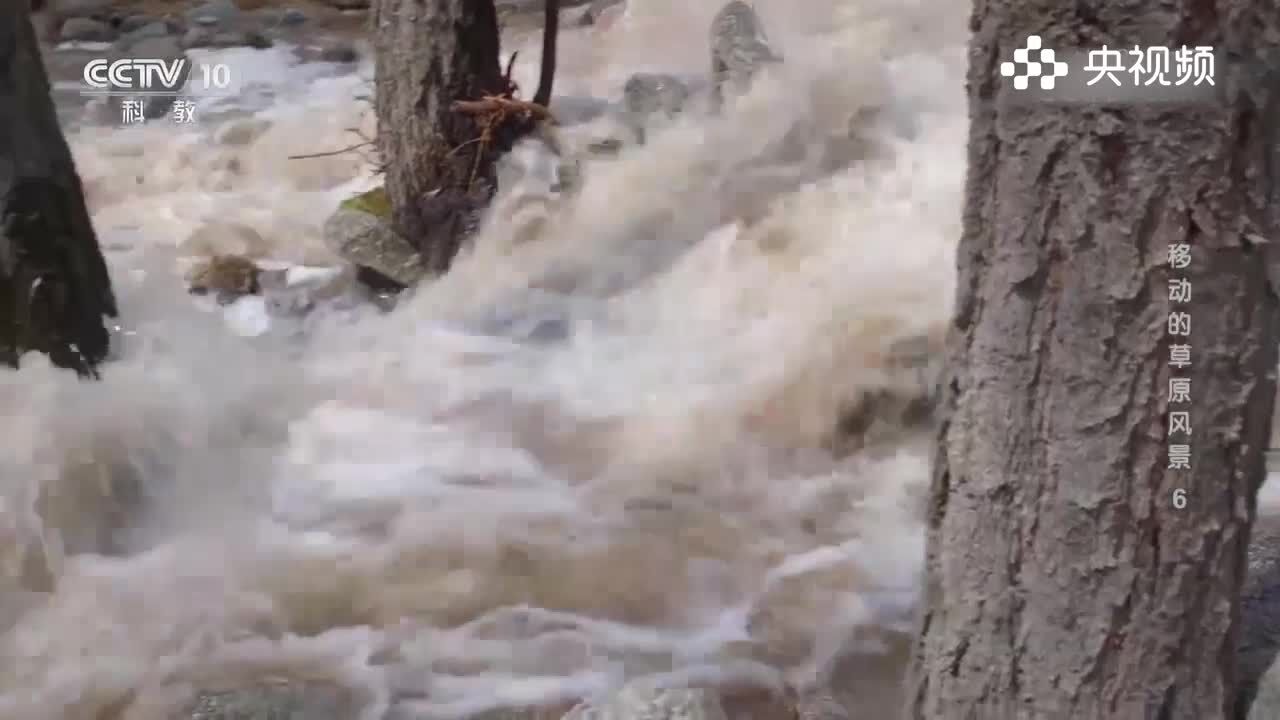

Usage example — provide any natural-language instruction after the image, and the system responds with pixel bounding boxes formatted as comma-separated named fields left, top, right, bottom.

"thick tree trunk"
left=373, top=0, right=528, bottom=275
left=907, top=1, right=1280, bottom=718
left=0, top=2, right=116, bottom=376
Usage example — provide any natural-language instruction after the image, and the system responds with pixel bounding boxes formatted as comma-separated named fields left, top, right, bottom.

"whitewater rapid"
left=0, top=1, right=972, bottom=717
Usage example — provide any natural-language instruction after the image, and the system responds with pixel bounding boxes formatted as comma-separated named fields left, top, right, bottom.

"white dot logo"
left=1000, top=35, right=1069, bottom=90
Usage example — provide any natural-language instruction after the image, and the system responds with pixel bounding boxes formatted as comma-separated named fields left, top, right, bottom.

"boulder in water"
left=579, top=0, right=626, bottom=26
left=462, top=702, right=581, bottom=720
left=322, top=187, right=427, bottom=287
left=619, top=73, right=705, bottom=144
left=280, top=8, right=309, bottom=26
left=708, top=1, right=784, bottom=109
left=185, top=0, right=242, bottom=28
left=181, top=221, right=271, bottom=258
left=213, top=117, right=273, bottom=146
left=114, top=19, right=174, bottom=48
left=49, top=0, right=111, bottom=21
left=562, top=682, right=729, bottom=720
left=184, top=683, right=356, bottom=720
left=183, top=26, right=272, bottom=50
left=292, top=40, right=359, bottom=64
left=260, top=264, right=357, bottom=317
left=59, top=17, right=114, bottom=42
left=560, top=681, right=802, bottom=720
left=1250, top=660, right=1280, bottom=720
left=185, top=254, right=262, bottom=304
left=116, top=14, right=164, bottom=34
left=623, top=73, right=691, bottom=117
left=549, top=95, right=614, bottom=127
left=105, top=34, right=189, bottom=121
left=179, top=0, right=275, bottom=49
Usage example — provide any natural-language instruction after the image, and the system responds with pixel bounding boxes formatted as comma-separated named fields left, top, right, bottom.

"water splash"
left=0, top=1, right=969, bottom=717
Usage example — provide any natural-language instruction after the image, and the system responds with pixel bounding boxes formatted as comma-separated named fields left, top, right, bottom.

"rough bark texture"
left=907, top=1, right=1280, bottom=718
left=373, top=0, right=531, bottom=275
left=0, top=1, right=116, bottom=376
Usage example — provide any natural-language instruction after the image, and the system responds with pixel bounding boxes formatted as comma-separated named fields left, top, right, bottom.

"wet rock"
left=590, top=3, right=625, bottom=31
left=183, top=26, right=273, bottom=50
left=214, top=117, right=273, bottom=146
left=465, top=289, right=583, bottom=344
left=579, top=0, right=626, bottom=26
left=260, top=265, right=357, bottom=317
left=323, top=188, right=427, bottom=287
left=829, top=387, right=935, bottom=456
left=792, top=689, right=850, bottom=720
left=461, top=702, right=579, bottom=720
left=818, top=627, right=912, bottom=719
left=622, top=73, right=692, bottom=116
left=119, top=34, right=185, bottom=65
left=556, top=681, right=813, bottom=720
left=279, top=8, right=309, bottom=26
left=105, top=34, right=189, bottom=121
left=886, top=334, right=934, bottom=371
left=586, top=138, right=624, bottom=156
left=50, top=0, right=111, bottom=20
left=59, top=16, right=114, bottom=42
left=115, top=19, right=173, bottom=46
left=354, top=266, right=407, bottom=298
left=179, top=0, right=273, bottom=49
left=562, top=682, right=728, bottom=720
left=117, top=14, right=162, bottom=34
left=185, top=683, right=356, bottom=720
left=496, top=0, right=593, bottom=11
left=716, top=684, right=795, bottom=720
left=621, top=72, right=694, bottom=143
left=185, top=254, right=263, bottom=305
left=180, top=221, right=272, bottom=258
left=186, top=0, right=241, bottom=28
left=746, top=558, right=866, bottom=668
left=292, top=41, right=359, bottom=64
left=108, top=27, right=174, bottom=64
left=553, top=157, right=583, bottom=194
left=1251, top=659, right=1280, bottom=719
left=549, top=95, right=613, bottom=127
left=708, top=0, right=784, bottom=109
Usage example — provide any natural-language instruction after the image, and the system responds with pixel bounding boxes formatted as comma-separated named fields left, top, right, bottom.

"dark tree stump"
left=0, top=1, right=117, bottom=376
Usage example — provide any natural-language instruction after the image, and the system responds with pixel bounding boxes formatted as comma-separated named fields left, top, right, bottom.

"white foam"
left=1, top=1, right=972, bottom=714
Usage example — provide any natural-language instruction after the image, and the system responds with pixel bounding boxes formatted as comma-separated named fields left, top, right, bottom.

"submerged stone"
left=324, top=188, right=426, bottom=286
left=185, top=683, right=355, bottom=720
left=185, top=254, right=262, bottom=304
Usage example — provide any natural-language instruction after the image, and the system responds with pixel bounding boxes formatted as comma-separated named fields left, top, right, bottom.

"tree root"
left=450, top=94, right=557, bottom=189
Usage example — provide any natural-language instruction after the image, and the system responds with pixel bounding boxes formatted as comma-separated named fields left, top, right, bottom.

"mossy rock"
left=339, top=186, right=391, bottom=218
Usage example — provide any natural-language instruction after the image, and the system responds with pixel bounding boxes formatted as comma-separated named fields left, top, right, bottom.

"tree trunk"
left=0, top=1, right=117, bottom=377
left=906, top=2, right=1280, bottom=718
left=373, top=0, right=531, bottom=276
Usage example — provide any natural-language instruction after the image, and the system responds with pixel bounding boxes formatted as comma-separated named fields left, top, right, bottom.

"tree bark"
left=0, top=1, right=117, bottom=376
left=373, top=0, right=533, bottom=276
left=907, top=1, right=1280, bottom=718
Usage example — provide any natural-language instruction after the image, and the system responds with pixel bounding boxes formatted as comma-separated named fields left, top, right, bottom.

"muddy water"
left=2, top=1, right=970, bottom=718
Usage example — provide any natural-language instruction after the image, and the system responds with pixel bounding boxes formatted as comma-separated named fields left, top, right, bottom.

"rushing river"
left=1, top=1, right=973, bottom=717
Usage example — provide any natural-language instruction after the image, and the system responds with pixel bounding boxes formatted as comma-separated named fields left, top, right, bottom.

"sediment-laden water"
left=1, top=1, right=974, bottom=717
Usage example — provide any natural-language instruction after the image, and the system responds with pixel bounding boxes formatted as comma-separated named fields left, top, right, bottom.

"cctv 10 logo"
left=82, top=58, right=234, bottom=94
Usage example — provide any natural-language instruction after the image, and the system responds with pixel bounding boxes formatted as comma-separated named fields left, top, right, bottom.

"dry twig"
left=286, top=140, right=375, bottom=160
